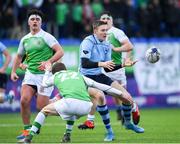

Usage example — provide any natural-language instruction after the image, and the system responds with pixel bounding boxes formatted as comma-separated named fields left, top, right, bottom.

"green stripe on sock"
left=33, top=122, right=41, bottom=129
left=67, top=120, right=74, bottom=125
left=30, top=131, right=36, bottom=136
left=66, top=129, right=72, bottom=134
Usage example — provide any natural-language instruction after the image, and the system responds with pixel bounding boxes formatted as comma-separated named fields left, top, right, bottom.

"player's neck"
left=31, top=29, right=41, bottom=35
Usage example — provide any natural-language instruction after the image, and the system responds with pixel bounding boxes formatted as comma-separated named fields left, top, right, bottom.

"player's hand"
left=99, top=61, right=115, bottom=70
left=122, top=58, right=138, bottom=67
left=19, top=63, right=28, bottom=70
left=44, top=61, right=52, bottom=72
left=11, top=72, right=19, bottom=82
left=38, top=61, right=51, bottom=71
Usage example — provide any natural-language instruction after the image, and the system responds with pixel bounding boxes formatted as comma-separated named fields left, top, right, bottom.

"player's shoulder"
left=83, top=35, right=95, bottom=44
left=110, top=26, right=125, bottom=35
left=84, top=35, right=94, bottom=41
left=42, top=30, right=53, bottom=37
left=20, top=33, right=32, bottom=42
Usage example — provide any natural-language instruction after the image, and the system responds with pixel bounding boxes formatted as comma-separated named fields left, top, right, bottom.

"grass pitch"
left=0, top=108, right=180, bottom=143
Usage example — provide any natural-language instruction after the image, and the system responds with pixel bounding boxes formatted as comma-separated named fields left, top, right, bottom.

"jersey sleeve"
left=44, top=33, right=59, bottom=48
left=115, top=29, right=129, bottom=43
left=17, top=38, right=26, bottom=56
left=80, top=39, right=94, bottom=59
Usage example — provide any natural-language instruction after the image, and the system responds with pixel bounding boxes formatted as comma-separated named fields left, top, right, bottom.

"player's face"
left=94, top=24, right=108, bottom=41
left=100, top=14, right=113, bottom=29
left=28, top=15, right=42, bottom=32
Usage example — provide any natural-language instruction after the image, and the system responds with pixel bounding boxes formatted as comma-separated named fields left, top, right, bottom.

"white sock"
left=31, top=112, right=46, bottom=133
left=87, top=114, right=95, bottom=121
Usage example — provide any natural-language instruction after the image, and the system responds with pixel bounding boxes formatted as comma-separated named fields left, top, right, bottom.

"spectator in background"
left=3, top=7, right=14, bottom=38
left=41, top=0, right=57, bottom=38
left=136, top=0, right=149, bottom=8
left=0, top=41, right=14, bottom=104
left=123, top=0, right=137, bottom=37
left=82, top=0, right=94, bottom=37
left=72, top=0, right=83, bottom=38
left=136, top=2, right=149, bottom=37
left=164, top=0, right=180, bottom=37
left=0, top=1, right=14, bottom=38
left=56, top=0, right=69, bottom=38
left=146, top=0, right=163, bottom=37
left=0, top=0, right=180, bottom=39
left=91, top=0, right=104, bottom=18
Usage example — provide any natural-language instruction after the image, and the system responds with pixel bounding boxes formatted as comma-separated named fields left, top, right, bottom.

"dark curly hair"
left=27, top=9, right=44, bottom=21
left=52, top=62, right=67, bottom=74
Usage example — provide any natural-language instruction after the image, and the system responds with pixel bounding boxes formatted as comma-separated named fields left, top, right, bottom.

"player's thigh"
left=42, top=103, right=59, bottom=116
left=21, top=84, right=36, bottom=103
left=23, top=71, right=53, bottom=97
left=88, top=87, right=106, bottom=105
left=34, top=73, right=53, bottom=97
left=106, top=68, right=127, bottom=86
left=36, top=94, right=49, bottom=110
left=111, top=81, right=128, bottom=93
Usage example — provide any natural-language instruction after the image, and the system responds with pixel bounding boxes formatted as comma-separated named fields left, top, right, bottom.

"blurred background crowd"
left=1, top=0, right=180, bottom=40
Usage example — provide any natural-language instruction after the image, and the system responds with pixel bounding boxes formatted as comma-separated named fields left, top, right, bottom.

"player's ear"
left=94, top=28, right=97, bottom=34
left=28, top=20, right=30, bottom=26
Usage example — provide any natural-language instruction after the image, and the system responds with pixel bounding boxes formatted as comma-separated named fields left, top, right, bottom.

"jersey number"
left=58, top=72, right=79, bottom=82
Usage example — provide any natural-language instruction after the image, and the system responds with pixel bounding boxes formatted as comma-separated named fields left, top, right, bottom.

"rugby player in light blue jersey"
left=100, top=11, right=140, bottom=125
left=78, top=20, right=144, bottom=141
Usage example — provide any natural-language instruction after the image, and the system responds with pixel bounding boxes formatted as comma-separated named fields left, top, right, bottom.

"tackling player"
left=24, top=62, right=132, bottom=143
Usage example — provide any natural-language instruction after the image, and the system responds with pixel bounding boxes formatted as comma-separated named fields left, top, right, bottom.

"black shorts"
left=85, top=73, right=113, bottom=86
left=0, top=73, right=8, bottom=89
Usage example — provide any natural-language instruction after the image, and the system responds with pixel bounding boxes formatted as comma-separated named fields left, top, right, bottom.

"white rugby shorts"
left=104, top=68, right=127, bottom=86
left=54, top=98, right=93, bottom=120
left=22, top=70, right=54, bottom=97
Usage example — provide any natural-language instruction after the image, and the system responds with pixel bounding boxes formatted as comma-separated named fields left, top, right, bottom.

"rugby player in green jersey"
left=11, top=9, right=64, bottom=142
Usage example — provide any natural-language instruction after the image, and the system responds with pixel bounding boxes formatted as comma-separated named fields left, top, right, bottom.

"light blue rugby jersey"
left=0, top=42, right=7, bottom=68
left=79, top=34, right=112, bottom=75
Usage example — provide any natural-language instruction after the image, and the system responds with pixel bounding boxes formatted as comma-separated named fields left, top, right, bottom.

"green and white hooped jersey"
left=18, top=29, right=58, bottom=74
left=107, top=26, right=128, bottom=65
left=54, top=70, right=91, bottom=102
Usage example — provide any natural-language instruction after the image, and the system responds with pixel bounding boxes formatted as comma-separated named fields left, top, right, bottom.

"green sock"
left=66, top=121, right=74, bottom=134
left=24, top=124, right=32, bottom=130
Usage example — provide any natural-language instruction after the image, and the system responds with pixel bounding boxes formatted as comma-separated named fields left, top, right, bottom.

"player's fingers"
left=132, top=60, right=138, bottom=65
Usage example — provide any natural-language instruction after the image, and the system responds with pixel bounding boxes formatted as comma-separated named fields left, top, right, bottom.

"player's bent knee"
left=20, top=98, right=31, bottom=106
left=122, top=94, right=133, bottom=105
left=41, top=107, right=50, bottom=116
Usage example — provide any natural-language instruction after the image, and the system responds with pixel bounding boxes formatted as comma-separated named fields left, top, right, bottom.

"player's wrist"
left=98, top=62, right=103, bottom=67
